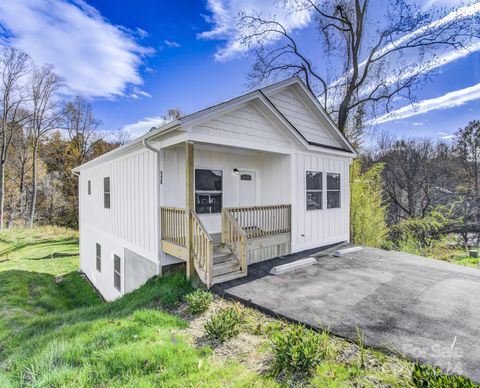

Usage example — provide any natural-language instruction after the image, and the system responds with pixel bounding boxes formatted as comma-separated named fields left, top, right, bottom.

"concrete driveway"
left=214, top=246, right=480, bottom=382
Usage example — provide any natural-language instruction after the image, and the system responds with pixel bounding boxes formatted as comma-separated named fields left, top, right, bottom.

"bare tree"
left=379, top=138, right=434, bottom=221
left=62, top=96, right=103, bottom=166
left=238, top=0, right=480, bottom=133
left=7, top=117, right=33, bottom=226
left=26, top=65, right=63, bottom=227
left=0, top=47, right=30, bottom=228
left=455, top=120, right=480, bottom=197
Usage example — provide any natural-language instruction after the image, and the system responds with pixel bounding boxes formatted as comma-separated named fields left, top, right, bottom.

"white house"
left=73, top=77, right=357, bottom=301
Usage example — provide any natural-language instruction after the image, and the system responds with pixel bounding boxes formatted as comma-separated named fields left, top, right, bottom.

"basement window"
left=306, top=171, right=322, bottom=210
left=327, top=173, right=341, bottom=209
left=195, top=169, right=222, bottom=214
left=96, top=243, right=101, bottom=272
left=88, top=180, right=91, bottom=195
left=113, top=254, right=121, bottom=291
left=104, top=177, right=110, bottom=209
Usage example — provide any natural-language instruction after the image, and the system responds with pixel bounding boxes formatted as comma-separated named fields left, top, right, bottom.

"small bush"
left=185, top=289, right=214, bottom=315
left=204, top=308, right=240, bottom=342
left=412, top=362, right=477, bottom=387
left=270, top=324, right=329, bottom=377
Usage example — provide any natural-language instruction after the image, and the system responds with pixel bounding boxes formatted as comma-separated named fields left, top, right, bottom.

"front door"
left=238, top=171, right=257, bottom=206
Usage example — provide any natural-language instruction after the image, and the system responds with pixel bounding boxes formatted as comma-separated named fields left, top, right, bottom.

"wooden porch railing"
left=191, top=212, right=213, bottom=287
left=223, top=204, right=291, bottom=239
left=161, top=207, right=187, bottom=247
left=222, top=210, right=247, bottom=273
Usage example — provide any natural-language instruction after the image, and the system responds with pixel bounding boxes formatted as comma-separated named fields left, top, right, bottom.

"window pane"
left=306, top=171, right=322, bottom=190
left=240, top=174, right=252, bottom=181
left=306, top=191, right=322, bottom=210
left=195, top=169, right=222, bottom=191
left=327, top=191, right=340, bottom=208
left=327, top=173, right=340, bottom=190
left=96, top=243, right=101, bottom=258
left=104, top=193, right=110, bottom=209
left=88, top=180, right=91, bottom=195
left=114, top=255, right=121, bottom=273
left=195, top=193, right=222, bottom=214
left=104, top=177, right=110, bottom=192
left=96, top=257, right=101, bottom=272
left=195, top=169, right=222, bottom=214
left=114, top=273, right=121, bottom=291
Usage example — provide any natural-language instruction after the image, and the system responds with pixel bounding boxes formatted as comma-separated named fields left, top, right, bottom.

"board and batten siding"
left=79, top=148, right=159, bottom=280
left=267, top=88, right=338, bottom=147
left=291, top=152, right=351, bottom=252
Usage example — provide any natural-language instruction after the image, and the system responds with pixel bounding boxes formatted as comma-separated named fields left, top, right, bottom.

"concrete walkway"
left=214, top=246, right=480, bottom=382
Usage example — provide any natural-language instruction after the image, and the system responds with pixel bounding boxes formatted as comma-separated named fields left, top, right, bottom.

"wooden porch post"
left=185, top=141, right=195, bottom=279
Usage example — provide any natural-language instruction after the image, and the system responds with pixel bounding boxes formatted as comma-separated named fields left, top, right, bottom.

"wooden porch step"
left=212, top=269, right=246, bottom=285
left=213, top=257, right=240, bottom=277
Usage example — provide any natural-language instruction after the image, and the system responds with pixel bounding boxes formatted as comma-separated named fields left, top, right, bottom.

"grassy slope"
left=0, top=227, right=273, bottom=387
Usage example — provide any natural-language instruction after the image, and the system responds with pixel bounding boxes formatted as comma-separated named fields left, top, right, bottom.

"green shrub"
left=350, top=161, right=388, bottom=248
left=204, top=308, right=240, bottom=342
left=185, top=289, right=214, bottom=315
left=412, top=363, right=477, bottom=387
left=270, top=324, right=329, bottom=377
left=388, top=207, right=453, bottom=257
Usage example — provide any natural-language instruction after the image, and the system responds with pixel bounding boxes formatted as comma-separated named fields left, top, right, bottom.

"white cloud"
left=438, top=132, right=455, bottom=140
left=129, top=87, right=152, bottom=99
left=122, top=116, right=168, bottom=138
left=164, top=40, right=181, bottom=48
left=412, top=122, right=424, bottom=126
left=371, top=82, right=480, bottom=125
left=0, top=0, right=152, bottom=98
left=331, top=3, right=480, bottom=91
left=198, top=0, right=312, bottom=61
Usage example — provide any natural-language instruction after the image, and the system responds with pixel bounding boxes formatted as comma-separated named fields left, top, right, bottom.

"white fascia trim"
left=72, top=121, right=182, bottom=172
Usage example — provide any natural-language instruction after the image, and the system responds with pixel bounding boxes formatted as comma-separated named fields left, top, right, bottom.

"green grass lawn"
left=0, top=227, right=274, bottom=387
left=1, top=227, right=471, bottom=387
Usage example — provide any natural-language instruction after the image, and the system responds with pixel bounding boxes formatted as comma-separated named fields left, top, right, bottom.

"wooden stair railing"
left=191, top=211, right=214, bottom=287
left=161, top=207, right=187, bottom=247
left=222, top=209, right=247, bottom=274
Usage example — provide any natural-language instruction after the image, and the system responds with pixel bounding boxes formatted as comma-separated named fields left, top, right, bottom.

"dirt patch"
left=173, top=297, right=274, bottom=374
left=170, top=294, right=413, bottom=386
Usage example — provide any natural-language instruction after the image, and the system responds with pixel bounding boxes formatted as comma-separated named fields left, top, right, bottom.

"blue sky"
left=0, top=0, right=479, bottom=143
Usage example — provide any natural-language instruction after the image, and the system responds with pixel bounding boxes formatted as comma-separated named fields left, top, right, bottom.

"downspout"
left=142, top=137, right=163, bottom=276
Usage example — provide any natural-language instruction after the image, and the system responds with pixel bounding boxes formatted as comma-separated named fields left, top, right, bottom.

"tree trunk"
left=28, top=143, right=38, bottom=228
left=0, top=160, right=5, bottom=230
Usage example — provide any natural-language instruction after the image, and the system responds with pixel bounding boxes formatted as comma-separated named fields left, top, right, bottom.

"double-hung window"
left=104, top=177, right=110, bottom=209
left=113, top=254, right=121, bottom=291
left=195, top=169, right=222, bottom=214
left=96, top=243, right=101, bottom=272
left=327, top=173, right=341, bottom=209
left=306, top=171, right=322, bottom=210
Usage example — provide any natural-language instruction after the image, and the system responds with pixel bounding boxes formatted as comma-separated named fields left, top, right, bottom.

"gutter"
left=142, top=135, right=163, bottom=277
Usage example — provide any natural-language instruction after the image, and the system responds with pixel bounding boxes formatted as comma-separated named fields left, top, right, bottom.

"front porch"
left=160, top=141, right=292, bottom=287
left=160, top=204, right=291, bottom=287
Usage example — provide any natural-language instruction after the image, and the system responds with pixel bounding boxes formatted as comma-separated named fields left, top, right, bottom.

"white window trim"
left=305, top=170, right=323, bottom=211
left=104, top=177, right=111, bottom=209
left=326, top=172, right=341, bottom=210
left=113, top=253, right=122, bottom=292
left=194, top=167, right=224, bottom=215
left=96, top=243, right=101, bottom=272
